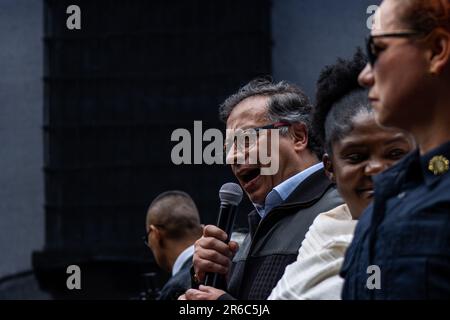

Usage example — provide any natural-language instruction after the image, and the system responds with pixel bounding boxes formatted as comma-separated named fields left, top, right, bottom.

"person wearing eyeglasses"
left=342, top=0, right=450, bottom=299
left=144, top=190, right=202, bottom=300
left=180, top=79, right=343, bottom=300
left=268, top=49, right=415, bottom=300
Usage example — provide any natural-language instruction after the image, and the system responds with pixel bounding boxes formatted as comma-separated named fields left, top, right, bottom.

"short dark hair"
left=146, top=190, right=202, bottom=240
left=313, top=48, right=371, bottom=154
left=219, top=77, right=323, bottom=158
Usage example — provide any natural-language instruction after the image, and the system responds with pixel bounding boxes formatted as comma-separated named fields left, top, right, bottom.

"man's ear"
left=290, top=123, right=308, bottom=153
left=150, top=225, right=166, bottom=249
left=428, top=28, right=450, bottom=75
left=322, top=153, right=336, bottom=183
left=150, top=225, right=161, bottom=240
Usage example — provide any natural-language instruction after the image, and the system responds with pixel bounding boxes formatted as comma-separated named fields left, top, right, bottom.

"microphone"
left=204, top=182, right=243, bottom=288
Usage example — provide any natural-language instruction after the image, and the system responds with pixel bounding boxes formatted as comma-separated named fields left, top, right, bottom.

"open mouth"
left=240, top=167, right=261, bottom=184
left=237, top=167, right=262, bottom=192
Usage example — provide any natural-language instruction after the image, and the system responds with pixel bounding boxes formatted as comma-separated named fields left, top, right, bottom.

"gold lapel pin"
left=428, top=155, right=449, bottom=175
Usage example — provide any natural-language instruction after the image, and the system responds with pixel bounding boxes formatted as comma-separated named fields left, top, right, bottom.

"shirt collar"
left=172, top=244, right=194, bottom=276
left=253, top=162, right=324, bottom=219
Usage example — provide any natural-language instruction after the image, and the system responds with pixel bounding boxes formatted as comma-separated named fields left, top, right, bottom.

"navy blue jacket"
left=158, top=257, right=192, bottom=300
left=341, top=141, right=450, bottom=299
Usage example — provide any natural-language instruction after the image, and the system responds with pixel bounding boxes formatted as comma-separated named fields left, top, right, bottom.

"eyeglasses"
left=142, top=224, right=164, bottom=246
left=366, top=31, right=425, bottom=66
left=224, top=122, right=290, bottom=155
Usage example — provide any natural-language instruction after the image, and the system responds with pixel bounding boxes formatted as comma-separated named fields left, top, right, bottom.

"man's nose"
left=225, top=143, right=246, bottom=165
left=358, top=63, right=375, bottom=88
left=225, top=144, right=236, bottom=164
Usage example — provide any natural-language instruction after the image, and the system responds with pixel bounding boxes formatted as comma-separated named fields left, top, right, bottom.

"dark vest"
left=224, top=169, right=343, bottom=300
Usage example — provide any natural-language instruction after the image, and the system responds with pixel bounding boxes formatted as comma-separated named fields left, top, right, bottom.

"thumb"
left=198, top=285, right=213, bottom=292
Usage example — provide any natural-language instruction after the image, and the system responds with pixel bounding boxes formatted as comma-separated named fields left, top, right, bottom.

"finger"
left=203, top=225, right=228, bottom=241
left=197, top=285, right=224, bottom=300
left=193, top=256, right=229, bottom=275
left=184, top=289, right=197, bottom=300
left=197, top=248, right=231, bottom=267
left=196, top=237, right=233, bottom=257
left=185, top=289, right=207, bottom=300
left=198, top=285, right=216, bottom=293
left=228, top=241, right=239, bottom=253
left=178, top=294, right=187, bottom=300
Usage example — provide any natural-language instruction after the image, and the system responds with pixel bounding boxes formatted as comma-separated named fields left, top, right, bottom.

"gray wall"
left=0, top=0, right=44, bottom=278
left=272, top=0, right=380, bottom=99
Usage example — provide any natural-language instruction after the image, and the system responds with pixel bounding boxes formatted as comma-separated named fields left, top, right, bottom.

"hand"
left=184, top=285, right=226, bottom=300
left=193, top=225, right=239, bottom=282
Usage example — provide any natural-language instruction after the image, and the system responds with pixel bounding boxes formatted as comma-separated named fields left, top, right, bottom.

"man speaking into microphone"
left=182, top=78, right=343, bottom=300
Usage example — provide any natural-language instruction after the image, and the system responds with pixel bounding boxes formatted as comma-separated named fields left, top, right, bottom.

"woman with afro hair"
left=268, top=49, right=415, bottom=300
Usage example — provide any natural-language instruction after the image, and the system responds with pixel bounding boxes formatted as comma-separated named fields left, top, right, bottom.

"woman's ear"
left=323, top=153, right=336, bottom=183
left=290, top=123, right=308, bottom=153
left=428, top=28, right=450, bottom=75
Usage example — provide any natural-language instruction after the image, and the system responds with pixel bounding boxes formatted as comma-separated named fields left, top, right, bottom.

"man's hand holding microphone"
left=179, top=183, right=243, bottom=300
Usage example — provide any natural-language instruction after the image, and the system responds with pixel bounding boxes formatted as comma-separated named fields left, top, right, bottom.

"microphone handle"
left=204, top=203, right=238, bottom=289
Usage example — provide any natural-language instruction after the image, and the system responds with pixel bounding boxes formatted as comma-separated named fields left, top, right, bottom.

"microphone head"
left=219, top=183, right=243, bottom=206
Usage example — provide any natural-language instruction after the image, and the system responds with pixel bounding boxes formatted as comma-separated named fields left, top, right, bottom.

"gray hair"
left=219, top=78, right=323, bottom=158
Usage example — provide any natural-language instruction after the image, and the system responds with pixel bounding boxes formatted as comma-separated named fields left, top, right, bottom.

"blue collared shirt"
left=254, top=162, right=324, bottom=219
left=172, top=244, right=194, bottom=276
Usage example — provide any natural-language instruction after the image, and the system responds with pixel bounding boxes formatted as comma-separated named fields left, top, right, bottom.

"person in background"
left=269, top=49, right=415, bottom=300
left=144, top=190, right=202, bottom=300
left=342, top=0, right=450, bottom=299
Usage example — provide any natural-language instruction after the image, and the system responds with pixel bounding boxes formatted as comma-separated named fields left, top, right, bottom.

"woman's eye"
left=388, top=148, right=407, bottom=159
left=346, top=153, right=365, bottom=163
left=373, top=44, right=386, bottom=54
left=372, top=40, right=387, bottom=54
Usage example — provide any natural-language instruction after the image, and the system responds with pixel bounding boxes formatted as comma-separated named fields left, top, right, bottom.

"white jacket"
left=268, top=204, right=356, bottom=300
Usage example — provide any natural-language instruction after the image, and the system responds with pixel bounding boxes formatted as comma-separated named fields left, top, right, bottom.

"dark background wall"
left=272, top=0, right=380, bottom=99
left=35, top=0, right=271, bottom=299
left=0, top=0, right=44, bottom=280
left=1, top=0, right=380, bottom=299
